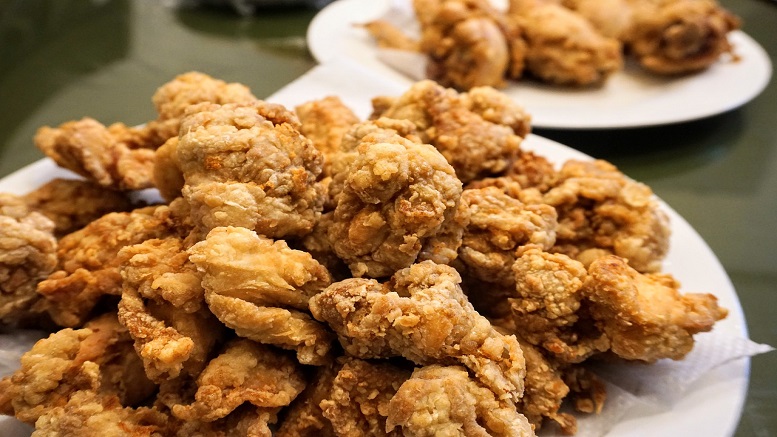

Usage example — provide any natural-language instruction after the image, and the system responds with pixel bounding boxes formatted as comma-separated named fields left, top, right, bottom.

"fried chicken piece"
left=517, top=340, right=575, bottom=433
left=508, top=0, right=623, bottom=86
left=295, top=96, right=361, bottom=161
left=416, top=0, right=526, bottom=90
left=118, top=237, right=224, bottom=382
left=510, top=248, right=609, bottom=363
left=361, top=20, right=421, bottom=51
left=562, top=365, right=606, bottom=416
left=457, top=186, right=557, bottom=288
left=31, top=390, right=168, bottom=437
left=560, top=0, right=634, bottom=40
left=275, top=361, right=338, bottom=437
left=585, top=255, right=728, bottom=362
left=154, top=136, right=186, bottom=202
left=327, top=120, right=466, bottom=277
left=543, top=159, right=670, bottom=273
left=371, top=80, right=526, bottom=182
left=320, top=358, right=412, bottom=437
left=0, top=313, right=156, bottom=424
left=188, top=226, right=334, bottom=365
left=36, top=202, right=191, bottom=327
left=386, top=365, right=534, bottom=437
left=34, top=117, right=157, bottom=191
left=0, top=193, right=57, bottom=325
left=623, top=0, right=739, bottom=74
left=168, top=339, right=306, bottom=422
left=145, top=71, right=259, bottom=147
left=22, top=178, right=135, bottom=237
left=310, top=260, right=526, bottom=403
left=177, top=101, right=325, bottom=239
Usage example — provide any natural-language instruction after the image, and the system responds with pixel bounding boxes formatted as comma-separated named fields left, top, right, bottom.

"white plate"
left=0, top=62, right=752, bottom=436
left=307, top=0, right=772, bottom=129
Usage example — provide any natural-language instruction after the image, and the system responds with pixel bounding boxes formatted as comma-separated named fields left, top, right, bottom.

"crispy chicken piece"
left=34, top=118, right=157, bottom=191
left=118, top=237, right=224, bottom=382
left=168, top=404, right=280, bottom=437
left=168, top=339, right=306, bottom=422
left=327, top=120, right=466, bottom=278
left=511, top=248, right=609, bottom=363
left=371, top=80, right=527, bottom=182
left=0, top=313, right=156, bottom=424
left=177, top=101, right=325, bottom=239
left=416, top=0, right=526, bottom=90
left=562, top=365, right=606, bottom=416
left=320, top=358, right=412, bottom=437
left=0, top=193, right=57, bottom=325
left=275, top=361, right=338, bottom=437
left=386, top=365, right=534, bottom=437
left=623, top=0, right=739, bottom=74
left=36, top=202, right=192, bottom=327
left=585, top=255, right=728, bottom=362
left=543, top=159, right=670, bottom=273
left=508, top=0, right=623, bottom=86
left=458, top=186, right=557, bottom=287
left=31, top=390, right=168, bottom=437
left=517, top=340, right=575, bottom=433
left=310, top=260, right=526, bottom=403
left=23, top=178, right=135, bottom=237
left=361, top=20, right=421, bottom=51
left=560, top=0, right=634, bottom=39
left=188, top=226, right=334, bottom=365
left=295, top=96, right=361, bottom=162
left=145, top=71, right=259, bottom=147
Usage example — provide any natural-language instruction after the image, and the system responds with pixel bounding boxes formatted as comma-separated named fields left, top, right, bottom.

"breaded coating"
left=458, top=186, right=557, bottom=287
left=623, top=0, right=739, bottom=74
left=543, top=159, right=670, bottom=273
left=562, top=365, right=606, bottom=416
left=177, top=101, right=325, bottom=239
left=460, top=86, right=532, bottom=138
left=0, top=313, right=156, bottom=424
left=508, top=0, right=623, bottom=86
left=31, top=390, right=168, bottom=437
left=361, top=19, right=421, bottom=51
left=386, top=365, right=534, bottom=437
left=168, top=339, right=306, bottom=422
left=146, top=71, right=259, bottom=148
left=188, top=226, right=334, bottom=365
left=517, top=340, right=575, bottom=433
left=321, top=358, right=412, bottom=437
left=585, top=255, right=728, bottom=362
left=0, top=194, right=57, bottom=325
left=275, top=361, right=338, bottom=437
left=169, top=404, right=279, bottom=437
left=118, top=237, right=224, bottom=382
left=154, top=136, right=186, bottom=202
left=295, top=96, right=361, bottom=160
left=327, top=121, right=466, bottom=278
left=371, top=80, right=526, bottom=182
left=511, top=248, right=609, bottom=363
left=23, top=178, right=135, bottom=236
left=561, top=0, right=634, bottom=39
left=36, top=203, right=191, bottom=327
left=310, top=261, right=526, bottom=403
left=34, top=117, right=157, bottom=191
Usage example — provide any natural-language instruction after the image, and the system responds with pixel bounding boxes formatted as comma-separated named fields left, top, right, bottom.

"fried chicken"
left=176, top=101, right=325, bottom=239
left=386, top=364, right=534, bottom=437
left=320, top=357, right=412, bottom=437
left=188, top=226, right=334, bottom=365
left=370, top=80, right=527, bottom=182
left=543, top=159, right=671, bottom=273
left=623, top=0, right=739, bottom=74
left=295, top=96, right=361, bottom=164
left=166, top=339, right=306, bottom=423
left=35, top=203, right=191, bottom=327
left=361, top=20, right=421, bottom=52
left=275, top=361, right=338, bottom=437
left=585, top=254, right=728, bottom=362
left=310, top=260, right=526, bottom=403
left=508, top=0, right=623, bottom=86
left=22, top=178, right=135, bottom=237
left=0, top=193, right=57, bottom=325
left=326, top=119, right=466, bottom=278
left=154, top=136, right=186, bottom=203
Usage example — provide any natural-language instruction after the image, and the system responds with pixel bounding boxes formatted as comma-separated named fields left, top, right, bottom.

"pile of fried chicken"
left=364, top=0, right=740, bottom=89
left=0, top=72, right=728, bottom=436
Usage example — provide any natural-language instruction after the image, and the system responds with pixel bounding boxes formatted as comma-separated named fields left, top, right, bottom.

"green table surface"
left=1, top=0, right=775, bottom=435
